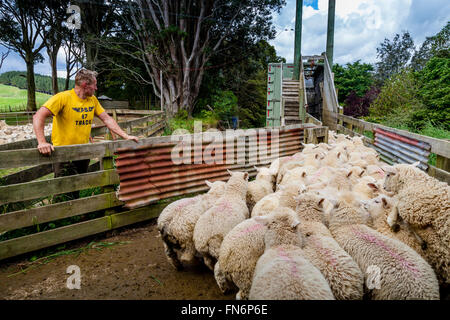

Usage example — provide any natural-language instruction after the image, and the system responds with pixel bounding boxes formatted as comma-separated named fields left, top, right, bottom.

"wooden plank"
left=0, top=217, right=111, bottom=261
left=427, top=165, right=450, bottom=184
left=0, top=164, right=53, bottom=186
left=0, top=169, right=119, bottom=205
left=110, top=205, right=162, bottom=229
left=0, top=135, right=51, bottom=151
left=0, top=143, right=109, bottom=169
left=0, top=192, right=123, bottom=233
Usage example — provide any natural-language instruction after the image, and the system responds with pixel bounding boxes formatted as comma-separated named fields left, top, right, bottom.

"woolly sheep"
left=327, top=201, right=440, bottom=300
left=158, top=180, right=226, bottom=269
left=294, top=192, right=364, bottom=300
left=251, top=183, right=304, bottom=217
left=193, top=170, right=249, bottom=270
left=246, top=166, right=275, bottom=212
left=248, top=210, right=335, bottom=300
left=361, top=195, right=428, bottom=258
left=383, top=163, right=450, bottom=285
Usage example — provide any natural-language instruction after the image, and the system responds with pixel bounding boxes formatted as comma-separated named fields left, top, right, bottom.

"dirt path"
left=0, top=220, right=234, bottom=300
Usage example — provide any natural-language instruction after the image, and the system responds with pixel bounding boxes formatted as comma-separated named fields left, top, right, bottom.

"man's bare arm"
left=33, top=107, right=55, bottom=155
left=97, top=112, right=139, bottom=142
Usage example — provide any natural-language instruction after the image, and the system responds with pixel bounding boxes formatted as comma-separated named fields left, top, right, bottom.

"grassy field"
left=0, top=84, right=51, bottom=112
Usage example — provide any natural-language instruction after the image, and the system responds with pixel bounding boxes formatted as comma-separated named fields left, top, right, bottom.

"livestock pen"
left=0, top=122, right=324, bottom=299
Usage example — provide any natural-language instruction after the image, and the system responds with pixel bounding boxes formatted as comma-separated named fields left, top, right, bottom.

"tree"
left=375, top=31, right=415, bottom=83
left=40, top=0, right=71, bottom=94
left=332, top=60, right=375, bottom=103
left=0, top=0, right=46, bottom=111
left=124, top=0, right=285, bottom=116
left=0, top=48, right=9, bottom=70
left=411, top=21, right=450, bottom=71
left=73, top=0, right=121, bottom=70
left=62, top=31, right=83, bottom=90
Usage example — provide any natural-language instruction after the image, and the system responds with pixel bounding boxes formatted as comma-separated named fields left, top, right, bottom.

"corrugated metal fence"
left=115, top=124, right=310, bottom=209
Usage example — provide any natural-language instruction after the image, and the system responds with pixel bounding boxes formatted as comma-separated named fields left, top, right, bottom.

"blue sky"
left=270, top=0, right=450, bottom=64
left=1, top=0, right=449, bottom=78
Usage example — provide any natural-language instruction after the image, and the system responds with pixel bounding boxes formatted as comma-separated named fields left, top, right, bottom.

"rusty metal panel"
left=115, top=126, right=306, bottom=209
left=373, top=127, right=431, bottom=171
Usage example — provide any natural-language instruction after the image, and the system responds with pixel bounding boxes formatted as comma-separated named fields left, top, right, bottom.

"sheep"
left=246, top=166, right=275, bottom=212
left=327, top=200, right=440, bottom=300
left=321, top=149, right=348, bottom=168
left=277, top=166, right=309, bottom=189
left=383, top=163, right=450, bottom=285
left=215, top=208, right=284, bottom=300
left=351, top=175, right=383, bottom=201
left=158, top=180, right=226, bottom=269
left=251, top=183, right=304, bottom=217
left=193, top=170, right=249, bottom=270
left=248, top=209, right=335, bottom=300
left=361, top=195, right=428, bottom=259
left=294, top=192, right=365, bottom=300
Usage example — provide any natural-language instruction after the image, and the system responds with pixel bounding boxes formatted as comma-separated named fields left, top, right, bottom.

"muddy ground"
left=0, top=219, right=234, bottom=300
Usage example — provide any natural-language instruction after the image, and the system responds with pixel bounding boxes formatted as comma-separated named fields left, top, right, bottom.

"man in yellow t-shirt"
left=33, top=69, right=138, bottom=190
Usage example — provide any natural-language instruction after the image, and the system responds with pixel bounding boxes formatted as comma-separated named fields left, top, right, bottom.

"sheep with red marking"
left=193, top=170, right=249, bottom=270
left=327, top=200, right=440, bottom=299
left=383, top=163, right=450, bottom=286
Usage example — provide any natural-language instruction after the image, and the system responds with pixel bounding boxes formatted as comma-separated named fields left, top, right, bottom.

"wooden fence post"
left=102, top=145, right=116, bottom=216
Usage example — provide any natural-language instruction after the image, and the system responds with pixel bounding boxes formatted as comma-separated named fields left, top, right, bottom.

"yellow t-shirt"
left=42, top=89, right=105, bottom=146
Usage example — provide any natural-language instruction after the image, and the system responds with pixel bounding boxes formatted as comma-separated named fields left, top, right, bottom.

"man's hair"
left=75, top=69, right=98, bottom=86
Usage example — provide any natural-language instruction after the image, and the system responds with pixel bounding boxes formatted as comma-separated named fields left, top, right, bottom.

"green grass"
left=0, top=84, right=51, bottom=112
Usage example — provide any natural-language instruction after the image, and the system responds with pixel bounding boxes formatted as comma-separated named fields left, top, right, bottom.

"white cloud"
left=270, top=0, right=449, bottom=65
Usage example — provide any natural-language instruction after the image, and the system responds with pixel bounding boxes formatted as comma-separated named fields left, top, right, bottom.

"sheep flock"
left=157, top=131, right=449, bottom=300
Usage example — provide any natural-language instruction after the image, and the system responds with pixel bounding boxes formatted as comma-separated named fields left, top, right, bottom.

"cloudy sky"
left=0, top=0, right=449, bottom=78
left=271, top=0, right=450, bottom=64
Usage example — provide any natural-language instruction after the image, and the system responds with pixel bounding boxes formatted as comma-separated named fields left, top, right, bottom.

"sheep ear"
left=315, top=154, right=319, bottom=159
left=367, top=183, right=379, bottom=191
left=291, top=219, right=301, bottom=228
left=243, top=172, right=249, bottom=180
left=205, top=180, right=213, bottom=188
left=227, top=169, right=233, bottom=175
left=302, top=172, right=306, bottom=178
left=382, top=197, right=390, bottom=209
left=254, top=215, right=269, bottom=225
left=337, top=152, right=341, bottom=158
left=318, top=198, right=325, bottom=208
left=347, top=171, right=353, bottom=178
left=359, top=170, right=365, bottom=177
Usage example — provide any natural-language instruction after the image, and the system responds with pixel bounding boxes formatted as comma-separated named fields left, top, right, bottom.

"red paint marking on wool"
left=352, top=227, right=420, bottom=277
left=233, top=223, right=265, bottom=240
left=309, top=236, right=338, bottom=267
left=277, top=247, right=299, bottom=276
left=176, top=197, right=197, bottom=209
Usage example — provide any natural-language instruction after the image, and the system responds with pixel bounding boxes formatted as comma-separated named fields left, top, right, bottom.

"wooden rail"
left=334, top=111, right=450, bottom=184
left=0, top=123, right=322, bottom=261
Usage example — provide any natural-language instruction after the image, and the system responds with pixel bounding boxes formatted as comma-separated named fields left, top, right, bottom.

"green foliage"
left=0, top=71, right=75, bottom=94
left=375, top=31, right=415, bottom=83
left=210, top=90, right=238, bottom=124
left=411, top=21, right=450, bottom=71
left=416, top=57, right=450, bottom=130
left=369, top=68, right=424, bottom=128
left=332, top=60, right=375, bottom=102
left=163, top=109, right=219, bottom=135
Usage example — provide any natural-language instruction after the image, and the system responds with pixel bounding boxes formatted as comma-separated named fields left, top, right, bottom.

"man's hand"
left=37, top=142, right=55, bottom=155
left=125, top=134, right=139, bottom=143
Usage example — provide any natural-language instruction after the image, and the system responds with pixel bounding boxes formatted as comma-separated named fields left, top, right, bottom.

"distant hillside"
left=0, top=84, right=51, bottom=112
left=0, top=71, right=75, bottom=94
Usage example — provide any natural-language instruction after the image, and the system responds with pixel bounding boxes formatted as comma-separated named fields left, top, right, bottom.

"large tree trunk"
left=25, top=58, right=37, bottom=111
left=48, top=48, right=59, bottom=94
